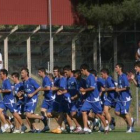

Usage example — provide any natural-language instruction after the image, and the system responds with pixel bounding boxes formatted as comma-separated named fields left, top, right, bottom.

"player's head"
left=90, top=69, right=97, bottom=77
left=0, top=69, right=8, bottom=80
left=47, top=73, right=54, bottom=81
left=100, top=68, right=109, bottom=79
left=134, top=61, right=140, bottom=73
left=115, top=63, right=124, bottom=74
left=11, top=72, right=19, bottom=83
left=53, top=66, right=60, bottom=77
left=38, top=67, right=47, bottom=77
left=80, top=64, right=89, bottom=76
left=63, top=65, right=72, bottom=77
left=73, top=70, right=81, bottom=79
left=21, top=67, right=29, bottom=79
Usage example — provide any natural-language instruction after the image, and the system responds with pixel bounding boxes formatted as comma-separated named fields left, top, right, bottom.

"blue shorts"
left=52, top=101, right=62, bottom=112
left=0, top=102, right=6, bottom=110
left=104, top=99, right=116, bottom=108
left=4, top=103, right=17, bottom=113
left=41, top=99, right=54, bottom=113
left=16, top=100, right=25, bottom=114
left=81, top=100, right=103, bottom=114
left=61, top=100, right=71, bottom=113
left=24, top=98, right=38, bottom=113
left=70, top=101, right=78, bottom=113
left=115, top=101, right=131, bottom=115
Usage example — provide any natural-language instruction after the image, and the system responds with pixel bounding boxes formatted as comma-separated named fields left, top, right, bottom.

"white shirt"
left=137, top=48, right=140, bottom=55
left=0, top=53, right=3, bottom=69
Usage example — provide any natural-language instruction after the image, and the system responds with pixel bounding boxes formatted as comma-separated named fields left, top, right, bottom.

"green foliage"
left=77, top=0, right=140, bottom=27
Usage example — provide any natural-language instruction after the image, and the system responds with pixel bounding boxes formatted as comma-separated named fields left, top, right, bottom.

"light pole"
left=98, top=0, right=101, bottom=70
left=48, top=0, right=53, bottom=72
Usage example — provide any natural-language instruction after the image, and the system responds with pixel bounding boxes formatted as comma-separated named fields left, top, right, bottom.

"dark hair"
left=80, top=64, right=89, bottom=71
left=11, top=72, right=19, bottom=79
left=73, top=70, right=81, bottom=75
left=116, top=63, right=124, bottom=72
left=134, top=61, right=140, bottom=67
left=89, top=69, right=97, bottom=76
left=63, top=65, right=72, bottom=71
left=59, top=67, right=64, bottom=76
left=0, top=69, right=8, bottom=76
left=21, top=67, right=29, bottom=76
left=38, top=67, right=47, bottom=74
left=53, top=66, right=60, bottom=72
left=101, top=68, right=109, bottom=75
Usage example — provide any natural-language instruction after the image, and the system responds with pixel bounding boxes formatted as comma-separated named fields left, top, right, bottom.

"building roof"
left=0, top=0, right=84, bottom=25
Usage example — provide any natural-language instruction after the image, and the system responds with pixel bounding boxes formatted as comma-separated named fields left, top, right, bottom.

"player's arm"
left=28, top=87, right=41, bottom=98
left=102, top=78, right=116, bottom=92
left=57, top=89, right=68, bottom=95
left=116, top=76, right=130, bottom=92
left=16, top=91, right=24, bottom=98
left=115, top=87, right=130, bottom=92
left=80, top=76, right=95, bottom=95
left=130, top=74, right=138, bottom=86
left=51, top=86, right=59, bottom=91
left=71, top=94, right=78, bottom=100
left=135, top=52, right=140, bottom=60
left=81, top=87, right=94, bottom=92
left=40, top=86, right=51, bottom=91
left=102, top=87, right=116, bottom=92
left=80, top=87, right=94, bottom=95
left=0, top=89, right=11, bottom=93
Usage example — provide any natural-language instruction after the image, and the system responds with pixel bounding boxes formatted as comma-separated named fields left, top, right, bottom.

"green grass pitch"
left=0, top=129, right=140, bottom=140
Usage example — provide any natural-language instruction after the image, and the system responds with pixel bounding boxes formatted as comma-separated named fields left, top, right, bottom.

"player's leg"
left=104, top=105, right=111, bottom=124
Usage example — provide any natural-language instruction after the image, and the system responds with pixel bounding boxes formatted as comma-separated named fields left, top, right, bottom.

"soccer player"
left=130, top=61, right=140, bottom=87
left=52, top=66, right=60, bottom=113
left=73, top=70, right=87, bottom=132
left=115, top=63, right=133, bottom=133
left=0, top=69, right=27, bottom=133
left=21, top=67, right=47, bottom=132
left=90, top=69, right=106, bottom=131
left=51, top=67, right=68, bottom=134
left=11, top=72, right=25, bottom=133
left=80, top=64, right=109, bottom=134
left=38, top=67, right=55, bottom=132
left=0, top=90, right=10, bottom=133
left=63, top=65, right=81, bottom=132
left=100, top=68, right=117, bottom=130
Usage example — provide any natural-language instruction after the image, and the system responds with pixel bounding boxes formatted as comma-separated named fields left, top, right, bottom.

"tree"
left=77, top=0, right=140, bottom=27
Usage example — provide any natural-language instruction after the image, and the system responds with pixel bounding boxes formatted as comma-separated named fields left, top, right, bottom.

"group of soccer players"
left=0, top=61, right=139, bottom=134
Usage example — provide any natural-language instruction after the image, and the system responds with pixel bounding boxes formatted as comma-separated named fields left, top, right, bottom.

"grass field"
left=1, top=129, right=140, bottom=140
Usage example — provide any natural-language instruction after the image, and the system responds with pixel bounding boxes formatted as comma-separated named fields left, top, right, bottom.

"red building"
left=0, top=0, right=83, bottom=25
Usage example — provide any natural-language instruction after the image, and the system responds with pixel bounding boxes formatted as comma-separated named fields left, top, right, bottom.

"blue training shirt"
left=96, top=77, right=107, bottom=101
left=118, top=73, right=132, bottom=101
left=86, top=74, right=100, bottom=102
left=23, top=78, right=40, bottom=102
left=67, top=76, right=78, bottom=97
left=77, top=78, right=87, bottom=102
left=43, top=76, right=55, bottom=101
left=105, top=76, right=118, bottom=101
left=136, top=72, right=140, bottom=87
left=54, top=77, right=61, bottom=102
left=60, top=77, right=71, bottom=103
left=2, top=78, right=15, bottom=103
left=13, top=82, right=24, bottom=102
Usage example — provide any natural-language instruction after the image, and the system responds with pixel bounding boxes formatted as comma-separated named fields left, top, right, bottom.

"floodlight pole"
left=98, top=25, right=101, bottom=70
left=4, top=25, right=18, bottom=71
left=4, top=37, right=8, bottom=70
left=49, top=0, right=53, bottom=73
